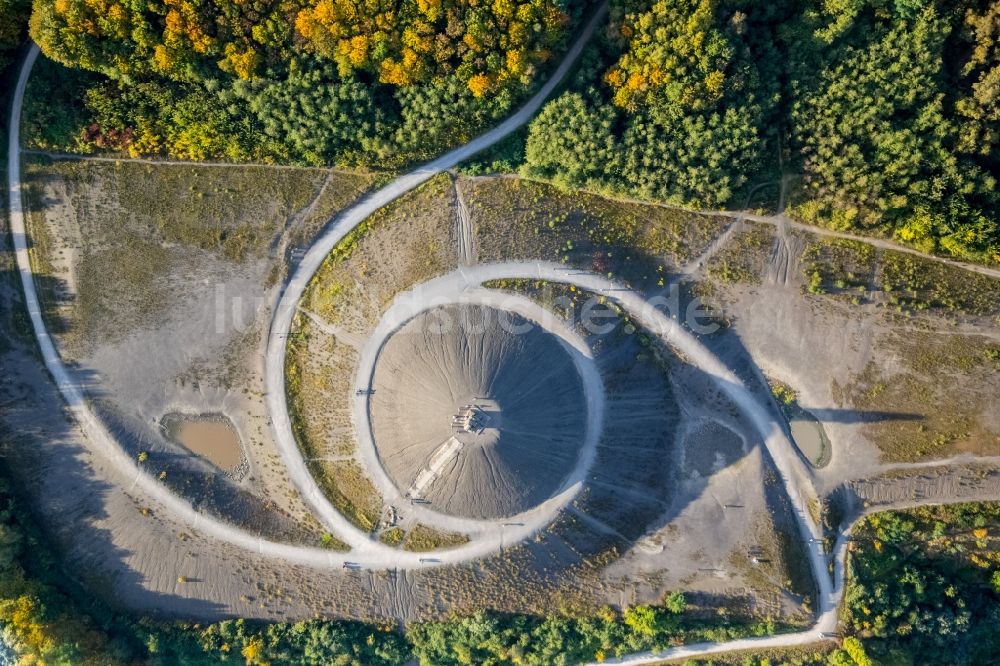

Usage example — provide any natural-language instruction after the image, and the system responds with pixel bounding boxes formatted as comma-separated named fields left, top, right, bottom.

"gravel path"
left=261, top=2, right=611, bottom=561
left=11, top=4, right=995, bottom=658
left=9, top=5, right=613, bottom=571
left=352, top=288, right=604, bottom=533
left=8, top=18, right=832, bottom=656
left=267, top=256, right=837, bottom=616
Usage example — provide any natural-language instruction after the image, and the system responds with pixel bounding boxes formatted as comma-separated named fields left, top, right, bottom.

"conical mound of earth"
left=369, top=304, right=587, bottom=519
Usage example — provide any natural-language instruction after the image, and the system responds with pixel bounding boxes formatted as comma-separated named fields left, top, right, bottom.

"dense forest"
left=0, top=0, right=28, bottom=70
left=523, top=0, right=999, bottom=262
left=842, top=502, right=1000, bottom=666
left=18, top=0, right=586, bottom=166
left=4, top=1, right=999, bottom=256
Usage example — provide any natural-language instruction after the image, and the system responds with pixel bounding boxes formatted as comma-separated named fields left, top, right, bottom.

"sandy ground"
left=6, top=31, right=998, bottom=633
left=11, top=155, right=999, bottom=625
left=600, top=363, right=808, bottom=620
left=698, top=222, right=1000, bottom=491
left=19, top=157, right=385, bottom=541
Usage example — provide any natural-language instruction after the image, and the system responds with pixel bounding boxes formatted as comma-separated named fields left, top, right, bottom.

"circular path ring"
left=348, top=286, right=605, bottom=535
left=269, top=262, right=824, bottom=593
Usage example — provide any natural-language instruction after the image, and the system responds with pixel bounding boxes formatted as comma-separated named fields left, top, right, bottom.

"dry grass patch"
left=379, top=527, right=405, bottom=547
left=402, top=524, right=470, bottom=552
left=26, top=157, right=329, bottom=260
left=835, top=333, right=1000, bottom=461
left=306, top=459, right=382, bottom=533
left=285, top=320, right=357, bottom=459
left=317, top=532, right=350, bottom=551
left=301, top=174, right=458, bottom=334
left=799, top=237, right=878, bottom=300
left=658, top=643, right=835, bottom=665
left=19, top=158, right=375, bottom=348
left=878, top=251, right=1000, bottom=319
left=286, top=322, right=383, bottom=532
left=466, top=176, right=729, bottom=290
left=706, top=222, right=774, bottom=285
left=800, top=237, right=1000, bottom=320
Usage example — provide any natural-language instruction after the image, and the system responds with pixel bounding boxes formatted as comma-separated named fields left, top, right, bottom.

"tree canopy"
left=29, top=0, right=578, bottom=94
left=523, top=0, right=776, bottom=208
left=521, top=0, right=999, bottom=262
left=23, top=0, right=585, bottom=167
left=788, top=0, right=999, bottom=262
left=0, top=0, right=30, bottom=69
left=295, top=0, right=571, bottom=96
left=843, top=503, right=1000, bottom=665
left=12, top=0, right=1000, bottom=262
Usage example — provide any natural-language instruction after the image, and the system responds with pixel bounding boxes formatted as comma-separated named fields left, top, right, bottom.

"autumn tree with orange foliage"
left=604, top=0, right=734, bottom=112
left=25, top=0, right=584, bottom=165
left=294, top=0, right=573, bottom=96
left=31, top=0, right=296, bottom=80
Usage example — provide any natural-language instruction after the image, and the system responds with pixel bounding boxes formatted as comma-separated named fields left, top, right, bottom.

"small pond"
left=162, top=413, right=243, bottom=472
left=789, top=410, right=831, bottom=468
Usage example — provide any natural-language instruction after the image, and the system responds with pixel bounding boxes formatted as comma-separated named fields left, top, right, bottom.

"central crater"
left=369, top=303, right=588, bottom=520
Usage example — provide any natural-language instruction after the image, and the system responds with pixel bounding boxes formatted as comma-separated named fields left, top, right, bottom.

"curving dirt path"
left=10, top=8, right=994, bottom=660
left=591, top=491, right=1000, bottom=665
left=460, top=262, right=835, bottom=627
left=261, top=2, right=610, bottom=559
left=8, top=7, right=614, bottom=571
left=22, top=148, right=348, bottom=173
left=7, top=19, right=833, bottom=657
left=349, top=286, right=605, bottom=535
left=265, top=255, right=837, bottom=625
left=8, top=45, right=348, bottom=571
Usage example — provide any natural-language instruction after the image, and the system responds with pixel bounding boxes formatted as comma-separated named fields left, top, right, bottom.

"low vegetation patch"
left=302, top=174, right=457, bottom=333
left=836, top=333, right=1000, bottom=461
left=402, top=525, right=470, bottom=552
left=467, top=177, right=729, bottom=290
left=286, top=323, right=380, bottom=533
left=26, top=158, right=331, bottom=261
left=318, top=532, right=349, bottom=551
left=707, top=223, right=773, bottom=285
left=801, top=238, right=1000, bottom=320
left=306, top=460, right=382, bottom=534
left=661, top=644, right=835, bottom=665
left=877, top=251, right=1000, bottom=319
left=378, top=527, right=404, bottom=548
left=799, top=238, right=878, bottom=301
left=20, top=158, right=372, bottom=348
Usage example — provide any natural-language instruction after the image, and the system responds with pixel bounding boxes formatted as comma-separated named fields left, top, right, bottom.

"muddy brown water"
left=165, top=416, right=242, bottom=471
left=789, top=413, right=830, bottom=467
